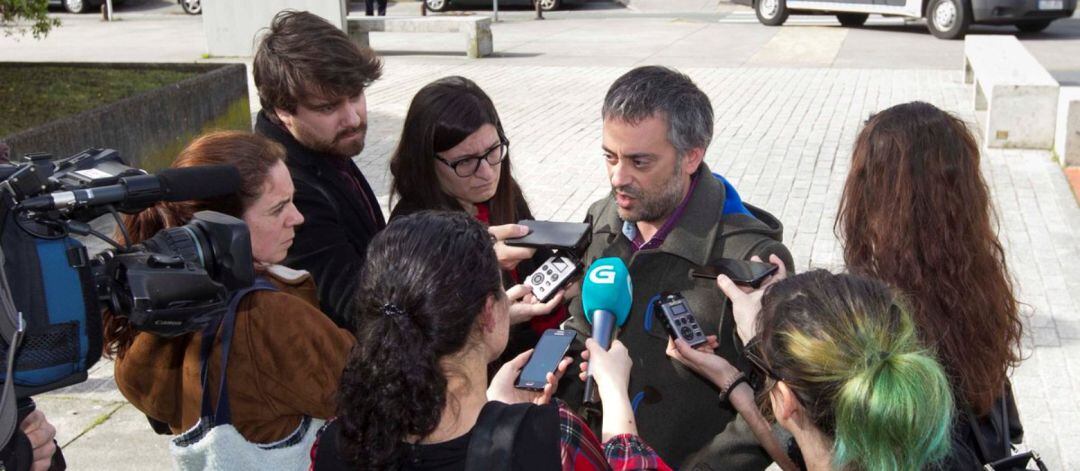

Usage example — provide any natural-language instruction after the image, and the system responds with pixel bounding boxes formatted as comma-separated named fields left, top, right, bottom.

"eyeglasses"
left=745, top=339, right=785, bottom=385
left=745, top=340, right=783, bottom=420
left=434, top=139, right=509, bottom=178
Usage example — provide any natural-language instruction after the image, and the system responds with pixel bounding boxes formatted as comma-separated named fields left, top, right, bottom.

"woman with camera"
left=670, top=270, right=956, bottom=470
left=105, top=131, right=353, bottom=468
left=310, top=211, right=668, bottom=471
left=388, top=76, right=567, bottom=360
left=836, top=102, right=1025, bottom=466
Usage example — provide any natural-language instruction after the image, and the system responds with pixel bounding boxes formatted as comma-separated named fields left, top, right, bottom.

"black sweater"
left=255, top=112, right=386, bottom=328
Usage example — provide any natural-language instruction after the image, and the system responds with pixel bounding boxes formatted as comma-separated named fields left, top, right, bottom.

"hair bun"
left=380, top=303, right=406, bottom=318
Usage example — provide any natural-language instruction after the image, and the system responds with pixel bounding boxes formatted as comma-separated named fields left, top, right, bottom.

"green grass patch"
left=0, top=65, right=197, bottom=137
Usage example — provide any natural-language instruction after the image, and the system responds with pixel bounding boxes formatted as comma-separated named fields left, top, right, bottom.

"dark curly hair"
left=836, top=101, right=1023, bottom=416
left=335, top=210, right=504, bottom=468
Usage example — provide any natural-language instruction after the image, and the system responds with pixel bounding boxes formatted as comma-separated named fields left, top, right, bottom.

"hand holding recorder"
left=506, top=220, right=591, bottom=303
left=505, top=284, right=564, bottom=325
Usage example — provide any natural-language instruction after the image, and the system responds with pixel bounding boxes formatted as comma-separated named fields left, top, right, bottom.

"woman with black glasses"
left=389, top=76, right=566, bottom=362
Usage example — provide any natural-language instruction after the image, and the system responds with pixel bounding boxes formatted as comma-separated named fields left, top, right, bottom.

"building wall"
left=203, top=0, right=347, bottom=57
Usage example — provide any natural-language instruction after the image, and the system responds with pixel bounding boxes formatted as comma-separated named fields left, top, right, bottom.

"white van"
left=738, top=0, right=1077, bottom=38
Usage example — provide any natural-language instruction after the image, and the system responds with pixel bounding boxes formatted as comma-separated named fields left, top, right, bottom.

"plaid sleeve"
left=601, top=434, right=672, bottom=471
left=556, top=401, right=672, bottom=471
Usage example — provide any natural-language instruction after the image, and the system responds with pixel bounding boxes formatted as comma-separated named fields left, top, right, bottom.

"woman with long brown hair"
left=105, top=131, right=353, bottom=469
left=388, top=76, right=566, bottom=362
left=836, top=101, right=1024, bottom=466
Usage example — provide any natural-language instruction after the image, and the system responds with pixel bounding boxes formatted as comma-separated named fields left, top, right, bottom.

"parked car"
left=179, top=0, right=200, bottom=15
left=49, top=0, right=110, bottom=14
left=736, top=0, right=1077, bottom=38
left=425, top=0, right=584, bottom=12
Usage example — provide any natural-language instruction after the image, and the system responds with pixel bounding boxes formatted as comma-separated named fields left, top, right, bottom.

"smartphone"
left=504, top=220, right=590, bottom=252
left=515, top=329, right=576, bottom=391
left=690, top=258, right=779, bottom=288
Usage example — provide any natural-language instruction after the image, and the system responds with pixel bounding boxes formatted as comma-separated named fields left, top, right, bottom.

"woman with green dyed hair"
left=670, top=270, right=954, bottom=470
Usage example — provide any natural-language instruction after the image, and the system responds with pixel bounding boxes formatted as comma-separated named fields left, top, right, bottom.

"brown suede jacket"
left=114, top=265, right=355, bottom=443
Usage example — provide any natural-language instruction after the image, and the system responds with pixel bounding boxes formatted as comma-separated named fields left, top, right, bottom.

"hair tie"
left=381, top=303, right=405, bottom=318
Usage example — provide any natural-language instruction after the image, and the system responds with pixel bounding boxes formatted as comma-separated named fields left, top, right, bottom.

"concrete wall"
left=1, top=63, right=251, bottom=172
left=203, top=0, right=347, bottom=57
left=1058, top=87, right=1080, bottom=167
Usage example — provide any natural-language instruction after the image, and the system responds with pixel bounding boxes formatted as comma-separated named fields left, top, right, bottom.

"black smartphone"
left=504, top=220, right=590, bottom=252
left=515, top=329, right=576, bottom=391
left=690, top=258, right=779, bottom=288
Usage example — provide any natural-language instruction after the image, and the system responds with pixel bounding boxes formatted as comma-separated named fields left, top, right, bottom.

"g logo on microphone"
left=589, top=265, right=616, bottom=284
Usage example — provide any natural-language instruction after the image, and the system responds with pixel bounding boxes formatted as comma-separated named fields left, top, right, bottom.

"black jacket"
left=311, top=401, right=560, bottom=471
left=255, top=112, right=386, bottom=328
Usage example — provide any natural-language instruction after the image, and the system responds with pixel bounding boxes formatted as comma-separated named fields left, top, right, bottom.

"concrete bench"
left=964, top=35, right=1058, bottom=150
left=346, top=16, right=493, bottom=59
left=1057, top=87, right=1080, bottom=167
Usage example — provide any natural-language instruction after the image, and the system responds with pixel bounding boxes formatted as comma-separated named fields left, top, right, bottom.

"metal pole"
left=493, top=0, right=498, bottom=22
left=105, top=0, right=114, bottom=20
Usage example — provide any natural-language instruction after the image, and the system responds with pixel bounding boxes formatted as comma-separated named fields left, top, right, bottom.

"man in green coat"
left=560, top=66, right=795, bottom=469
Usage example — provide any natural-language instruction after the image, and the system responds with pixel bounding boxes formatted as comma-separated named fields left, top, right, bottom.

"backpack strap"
left=464, top=402, right=532, bottom=471
left=196, top=277, right=278, bottom=425
left=963, top=385, right=1017, bottom=467
left=964, top=404, right=995, bottom=465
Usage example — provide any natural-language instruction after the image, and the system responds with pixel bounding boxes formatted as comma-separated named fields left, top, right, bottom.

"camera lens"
left=141, top=225, right=209, bottom=270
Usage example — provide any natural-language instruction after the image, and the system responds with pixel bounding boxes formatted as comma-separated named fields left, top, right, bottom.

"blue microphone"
left=581, top=257, right=633, bottom=404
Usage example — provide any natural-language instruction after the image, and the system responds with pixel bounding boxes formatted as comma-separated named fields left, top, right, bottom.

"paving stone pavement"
left=36, top=59, right=1080, bottom=469
left=361, top=62, right=1080, bottom=470
left=12, top=3, right=1080, bottom=467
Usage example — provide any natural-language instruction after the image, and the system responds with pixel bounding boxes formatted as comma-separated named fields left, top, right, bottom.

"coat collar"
left=255, top=111, right=337, bottom=172
left=255, top=110, right=386, bottom=231
left=593, top=162, right=726, bottom=266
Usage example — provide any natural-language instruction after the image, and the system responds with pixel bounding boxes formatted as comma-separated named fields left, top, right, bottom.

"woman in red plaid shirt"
left=309, top=211, right=668, bottom=471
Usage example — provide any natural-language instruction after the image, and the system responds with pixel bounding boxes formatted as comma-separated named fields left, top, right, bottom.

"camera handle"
left=0, top=222, right=27, bottom=458
left=0, top=310, right=24, bottom=455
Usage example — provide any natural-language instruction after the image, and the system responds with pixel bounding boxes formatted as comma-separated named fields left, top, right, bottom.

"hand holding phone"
left=488, top=344, right=571, bottom=406
left=690, top=259, right=778, bottom=288
left=516, top=329, right=576, bottom=391
left=706, top=255, right=789, bottom=346
left=504, top=220, right=590, bottom=252
left=488, top=224, right=538, bottom=271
